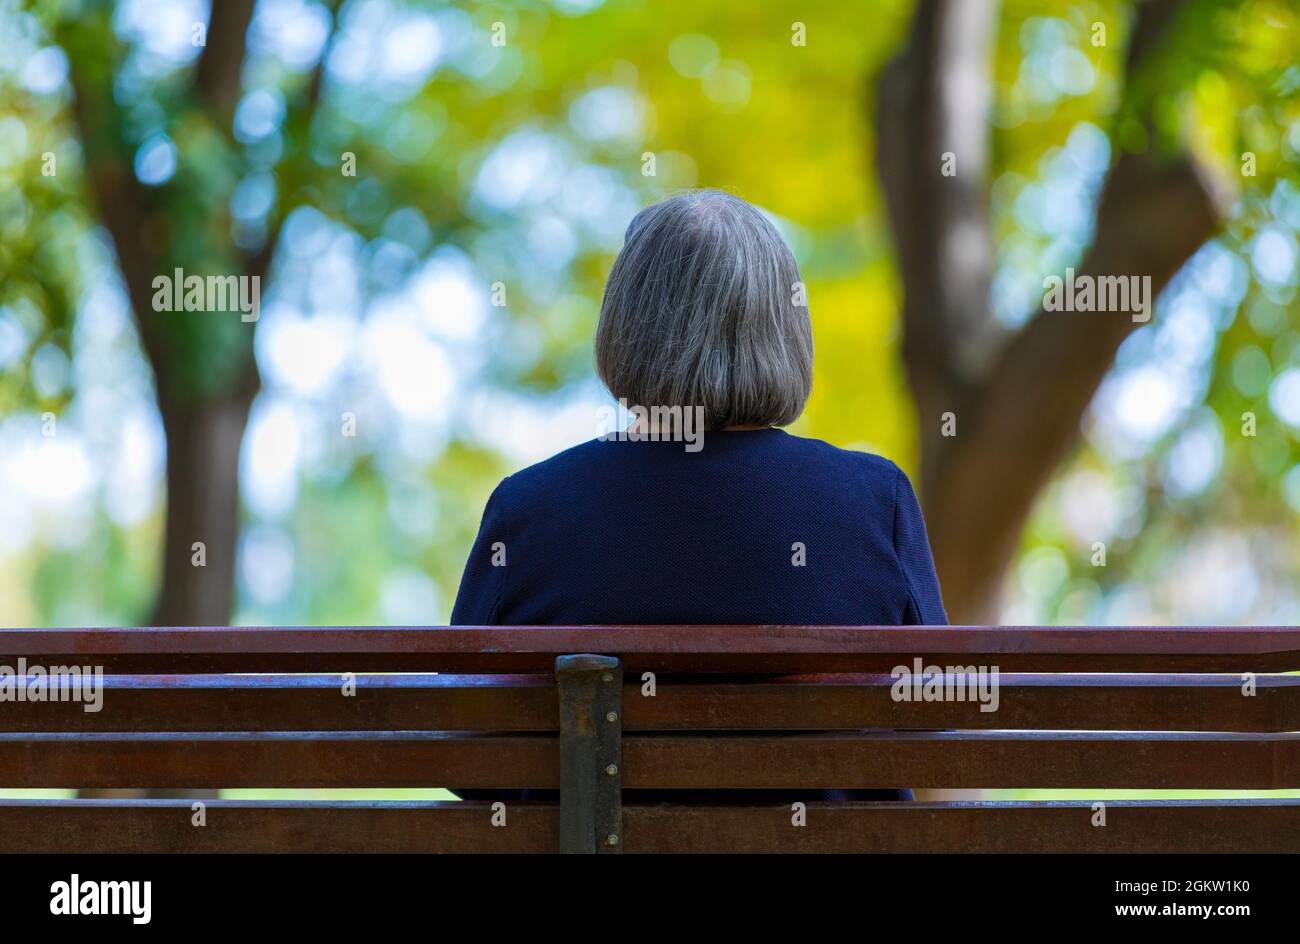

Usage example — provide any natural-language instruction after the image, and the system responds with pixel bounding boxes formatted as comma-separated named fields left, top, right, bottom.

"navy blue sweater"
left=451, top=427, right=947, bottom=627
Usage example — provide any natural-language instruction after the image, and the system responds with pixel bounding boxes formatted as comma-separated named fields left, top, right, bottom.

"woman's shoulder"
left=773, top=429, right=906, bottom=485
left=486, top=437, right=610, bottom=505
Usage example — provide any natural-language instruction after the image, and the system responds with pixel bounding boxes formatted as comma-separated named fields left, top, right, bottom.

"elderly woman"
left=451, top=190, right=945, bottom=804
left=452, top=189, right=946, bottom=628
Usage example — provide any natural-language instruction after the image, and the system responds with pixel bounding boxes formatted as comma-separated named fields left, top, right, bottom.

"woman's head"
left=595, top=189, right=813, bottom=431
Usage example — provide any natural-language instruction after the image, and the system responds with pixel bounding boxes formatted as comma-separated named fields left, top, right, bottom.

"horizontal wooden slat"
left=0, top=674, right=557, bottom=732
left=0, top=732, right=557, bottom=789
left=627, top=673, right=1300, bottom=732
left=6, top=673, right=1297, bottom=733
left=3, top=625, right=1298, bottom=673
left=3, top=730, right=1297, bottom=789
left=3, top=799, right=1296, bottom=853
left=622, top=731, right=1300, bottom=789
left=0, top=800, right=555, bottom=853
left=624, top=800, right=1300, bottom=853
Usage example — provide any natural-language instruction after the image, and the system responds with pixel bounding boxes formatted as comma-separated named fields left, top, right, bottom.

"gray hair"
left=594, top=189, right=813, bottom=431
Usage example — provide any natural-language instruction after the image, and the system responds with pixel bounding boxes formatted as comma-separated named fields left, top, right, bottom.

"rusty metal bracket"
left=555, top=654, right=623, bottom=853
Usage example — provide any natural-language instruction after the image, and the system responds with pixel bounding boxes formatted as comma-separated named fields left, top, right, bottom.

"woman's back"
left=451, top=427, right=946, bottom=626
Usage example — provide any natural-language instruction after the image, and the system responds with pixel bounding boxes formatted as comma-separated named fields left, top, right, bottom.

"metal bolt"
left=606, top=711, right=618, bottom=722
left=605, top=763, right=618, bottom=776
left=605, top=834, right=619, bottom=846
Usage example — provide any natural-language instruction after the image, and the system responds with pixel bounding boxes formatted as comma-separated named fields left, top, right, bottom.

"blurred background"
left=1, top=0, right=1299, bottom=633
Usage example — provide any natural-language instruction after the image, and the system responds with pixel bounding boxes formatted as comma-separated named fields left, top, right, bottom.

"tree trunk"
left=151, top=394, right=256, bottom=626
left=60, top=0, right=267, bottom=629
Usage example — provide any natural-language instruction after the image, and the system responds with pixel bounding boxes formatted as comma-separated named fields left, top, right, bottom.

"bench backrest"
left=1, top=626, right=1297, bottom=853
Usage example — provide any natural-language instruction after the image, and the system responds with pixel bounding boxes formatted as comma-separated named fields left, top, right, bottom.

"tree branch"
left=194, top=0, right=259, bottom=118
left=931, top=150, right=1223, bottom=620
left=61, top=33, right=175, bottom=395
left=246, top=0, right=341, bottom=283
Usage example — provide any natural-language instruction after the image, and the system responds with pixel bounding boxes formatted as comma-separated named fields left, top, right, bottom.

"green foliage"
left=0, top=0, right=1297, bottom=628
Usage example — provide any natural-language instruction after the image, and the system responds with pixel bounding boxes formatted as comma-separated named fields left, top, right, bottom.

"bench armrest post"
left=555, top=654, right=623, bottom=854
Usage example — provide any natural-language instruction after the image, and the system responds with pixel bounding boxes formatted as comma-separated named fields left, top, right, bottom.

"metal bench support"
left=555, top=654, right=623, bottom=854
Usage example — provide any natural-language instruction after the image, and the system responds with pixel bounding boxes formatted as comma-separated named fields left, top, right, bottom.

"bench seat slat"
left=0, top=675, right=557, bottom=733
left=0, top=800, right=553, bottom=853
left=625, top=731, right=1300, bottom=790
left=0, top=732, right=557, bottom=789
left=3, top=730, right=1298, bottom=789
left=623, top=800, right=1300, bottom=853
left=4, top=673, right=1296, bottom=733
left=2, top=799, right=1296, bottom=853
left=628, top=674, right=1300, bottom=732
left=5, top=625, right=1298, bottom=673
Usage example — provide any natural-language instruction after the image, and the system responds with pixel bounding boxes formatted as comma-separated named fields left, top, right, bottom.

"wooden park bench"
left=0, top=625, right=1297, bottom=853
